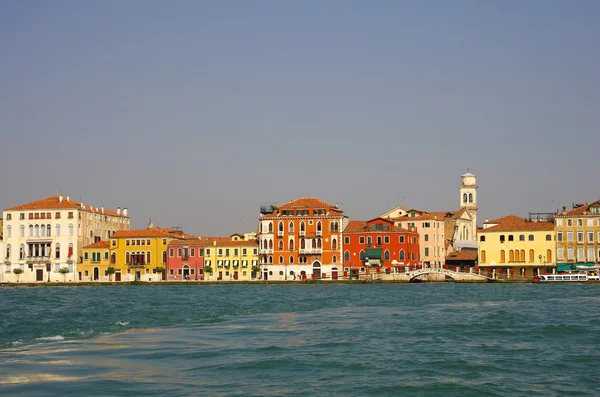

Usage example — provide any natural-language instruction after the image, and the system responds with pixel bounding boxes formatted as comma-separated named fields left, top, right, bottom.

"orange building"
left=257, top=197, right=347, bottom=281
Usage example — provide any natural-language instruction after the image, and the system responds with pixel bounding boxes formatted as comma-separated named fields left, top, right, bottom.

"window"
left=288, top=222, right=294, bottom=233
left=578, top=219, right=583, bottom=226
left=578, top=247, right=584, bottom=261
left=500, top=235, right=505, bottom=243
left=557, top=248, right=564, bottom=260
left=344, top=236, right=350, bottom=244
left=84, top=252, right=89, bottom=260
left=359, top=250, right=365, bottom=260
left=509, top=250, right=515, bottom=262
left=480, top=250, right=486, bottom=263
left=384, top=236, right=390, bottom=244
left=162, top=251, right=167, bottom=263
left=367, top=236, right=372, bottom=246
left=359, top=236, right=365, bottom=244
left=556, top=219, right=562, bottom=226
left=567, top=248, right=574, bottom=260
left=424, top=234, right=429, bottom=242
left=517, top=235, right=524, bottom=241
left=163, top=239, right=167, bottom=245
left=290, top=256, right=294, bottom=263
left=225, top=249, right=230, bottom=256
left=500, top=250, right=506, bottom=262
left=528, top=235, right=534, bottom=241
left=424, top=248, right=429, bottom=257
left=190, top=248, right=195, bottom=257
left=588, top=219, right=594, bottom=226
left=577, top=232, right=584, bottom=243
left=376, top=236, right=382, bottom=246
left=344, top=250, right=350, bottom=261
left=6, top=214, right=11, bottom=220
left=399, top=250, right=405, bottom=260
left=242, top=248, right=247, bottom=256
left=557, top=232, right=563, bottom=242
left=469, top=193, right=473, bottom=203
left=68, top=212, right=73, bottom=219
left=278, top=240, right=283, bottom=250
left=567, top=219, right=572, bottom=226
left=68, top=224, right=73, bottom=236
left=146, top=252, right=151, bottom=264
left=6, top=225, right=11, bottom=238
left=529, top=249, right=534, bottom=263
left=19, top=225, right=24, bottom=237
left=268, top=222, right=273, bottom=233
left=588, top=232, right=594, bottom=243
left=46, top=224, right=51, bottom=236
left=178, top=248, right=182, bottom=257
left=384, top=250, right=390, bottom=261
left=567, top=231, right=574, bottom=242
left=480, top=235, right=485, bottom=242
left=399, top=236, right=405, bottom=243
left=218, top=249, right=223, bottom=256
left=332, top=239, right=337, bottom=250
left=508, top=235, right=514, bottom=241
left=546, top=249, right=552, bottom=263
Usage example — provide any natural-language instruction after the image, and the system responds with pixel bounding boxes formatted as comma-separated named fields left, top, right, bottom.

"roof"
left=479, top=215, right=554, bottom=233
left=278, top=197, right=339, bottom=209
left=462, top=171, right=475, bottom=177
left=556, top=200, right=600, bottom=217
left=83, top=240, right=110, bottom=249
left=112, top=228, right=188, bottom=239
left=446, top=251, right=478, bottom=261
left=4, top=196, right=127, bottom=217
left=342, top=220, right=412, bottom=233
left=392, top=211, right=457, bottom=222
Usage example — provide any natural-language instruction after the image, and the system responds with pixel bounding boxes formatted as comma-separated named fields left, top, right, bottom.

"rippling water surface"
left=1, top=283, right=599, bottom=396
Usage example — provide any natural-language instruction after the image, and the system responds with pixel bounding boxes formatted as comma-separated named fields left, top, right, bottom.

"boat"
left=537, top=271, right=589, bottom=282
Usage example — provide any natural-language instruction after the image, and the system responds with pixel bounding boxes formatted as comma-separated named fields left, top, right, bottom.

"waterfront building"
left=109, top=222, right=187, bottom=282
left=166, top=237, right=205, bottom=281
left=385, top=171, right=478, bottom=267
left=80, top=241, right=111, bottom=281
left=342, top=218, right=419, bottom=279
left=202, top=234, right=259, bottom=281
left=554, top=200, right=600, bottom=272
left=2, top=195, right=130, bottom=283
left=478, top=215, right=555, bottom=277
left=257, top=197, right=347, bottom=281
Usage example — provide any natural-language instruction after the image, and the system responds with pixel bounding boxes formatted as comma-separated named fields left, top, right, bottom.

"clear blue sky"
left=1, top=0, right=599, bottom=235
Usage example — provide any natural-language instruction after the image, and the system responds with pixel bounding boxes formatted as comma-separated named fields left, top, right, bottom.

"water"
left=1, top=283, right=599, bottom=396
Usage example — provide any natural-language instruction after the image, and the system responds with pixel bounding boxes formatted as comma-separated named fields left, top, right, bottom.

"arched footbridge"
left=375, top=268, right=493, bottom=282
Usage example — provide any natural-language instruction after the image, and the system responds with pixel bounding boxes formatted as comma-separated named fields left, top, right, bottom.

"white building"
left=2, top=195, right=130, bottom=283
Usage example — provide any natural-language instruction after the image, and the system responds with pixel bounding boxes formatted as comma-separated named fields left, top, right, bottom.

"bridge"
left=373, top=268, right=493, bottom=282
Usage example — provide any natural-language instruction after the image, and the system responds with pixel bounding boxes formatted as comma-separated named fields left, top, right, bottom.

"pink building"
left=166, top=238, right=205, bottom=281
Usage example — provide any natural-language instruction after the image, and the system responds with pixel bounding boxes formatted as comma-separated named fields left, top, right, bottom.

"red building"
left=342, top=218, right=420, bottom=278
left=166, top=238, right=205, bottom=281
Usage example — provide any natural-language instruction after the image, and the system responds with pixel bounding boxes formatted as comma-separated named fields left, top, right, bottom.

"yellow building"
left=202, top=234, right=259, bottom=281
left=110, top=223, right=187, bottom=282
left=555, top=200, right=600, bottom=272
left=478, top=215, right=555, bottom=278
left=81, top=240, right=110, bottom=281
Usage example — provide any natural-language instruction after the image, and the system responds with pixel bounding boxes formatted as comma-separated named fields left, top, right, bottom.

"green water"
left=1, top=284, right=599, bottom=396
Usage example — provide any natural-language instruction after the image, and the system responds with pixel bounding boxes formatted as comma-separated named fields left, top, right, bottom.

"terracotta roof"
left=484, top=215, right=522, bottom=225
left=392, top=211, right=456, bottom=222
left=112, top=228, right=187, bottom=239
left=278, top=197, right=339, bottom=209
left=4, top=196, right=127, bottom=217
left=479, top=215, right=554, bottom=233
left=83, top=240, right=110, bottom=249
left=342, top=220, right=412, bottom=234
left=556, top=200, right=600, bottom=216
left=446, top=251, right=478, bottom=261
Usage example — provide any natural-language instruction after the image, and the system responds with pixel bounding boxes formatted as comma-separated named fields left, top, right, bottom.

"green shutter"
left=365, top=249, right=382, bottom=259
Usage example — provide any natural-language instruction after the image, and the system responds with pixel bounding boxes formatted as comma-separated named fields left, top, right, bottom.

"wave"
left=116, top=321, right=130, bottom=326
left=35, top=336, right=65, bottom=341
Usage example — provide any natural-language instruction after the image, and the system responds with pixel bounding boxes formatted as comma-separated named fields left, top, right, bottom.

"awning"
left=252, top=260, right=257, bottom=266
left=365, top=249, right=382, bottom=259
left=557, top=264, right=574, bottom=272
left=224, top=260, right=230, bottom=266
left=217, top=260, right=223, bottom=267
left=242, top=260, right=248, bottom=267
left=233, top=260, right=239, bottom=267
left=205, top=260, right=211, bottom=266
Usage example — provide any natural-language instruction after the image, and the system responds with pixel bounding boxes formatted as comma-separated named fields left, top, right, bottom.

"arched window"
left=269, top=239, right=273, bottom=249
left=500, top=250, right=506, bottom=262
left=6, top=225, right=11, bottom=238
left=68, top=243, right=73, bottom=257
left=278, top=240, right=283, bottom=250
left=399, top=250, right=405, bottom=260
left=279, top=256, right=283, bottom=264
left=300, top=221, right=305, bottom=233
left=289, top=239, right=294, bottom=250
left=126, top=252, right=130, bottom=264
left=546, top=234, right=552, bottom=241
left=384, top=250, right=390, bottom=261
left=34, top=225, right=39, bottom=237
left=480, top=250, right=486, bottom=263
left=520, top=250, right=525, bottom=262
left=317, top=239, right=322, bottom=249
left=468, top=193, right=473, bottom=203
left=316, top=221, right=322, bottom=234
left=344, top=250, right=350, bottom=261
left=330, top=221, right=334, bottom=231
left=546, top=249, right=552, bottom=262
left=301, top=239, right=306, bottom=249
left=68, top=224, right=73, bottom=236
left=463, top=193, right=467, bottom=203
left=268, top=255, right=273, bottom=264
left=529, top=249, right=535, bottom=263
left=162, top=250, right=167, bottom=263
left=41, top=224, right=46, bottom=237
left=333, top=222, right=339, bottom=232
left=332, top=239, right=337, bottom=250
left=399, top=236, right=405, bottom=243
left=263, top=239, right=268, bottom=249
left=56, top=224, right=60, bottom=236
left=290, top=255, right=294, bottom=264
left=359, top=250, right=365, bottom=260
left=509, top=250, right=515, bottom=262
left=268, top=222, right=273, bottom=233
left=47, top=224, right=51, bottom=237
left=146, top=251, right=151, bottom=264
left=20, top=225, right=24, bottom=237
left=289, top=222, right=294, bottom=233
left=6, top=244, right=10, bottom=258
left=29, top=225, right=33, bottom=237
left=55, top=243, right=60, bottom=259
left=312, top=239, right=316, bottom=249
left=332, top=255, right=337, bottom=263
left=19, top=244, right=25, bottom=260
left=278, top=222, right=283, bottom=232
left=111, top=252, right=117, bottom=264
left=480, top=235, right=486, bottom=242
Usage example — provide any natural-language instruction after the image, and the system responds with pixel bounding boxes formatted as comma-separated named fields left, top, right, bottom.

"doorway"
left=36, top=269, right=43, bottom=282
left=263, top=271, right=269, bottom=281
left=93, top=267, right=99, bottom=281
left=312, top=261, right=322, bottom=279
left=115, top=272, right=122, bottom=281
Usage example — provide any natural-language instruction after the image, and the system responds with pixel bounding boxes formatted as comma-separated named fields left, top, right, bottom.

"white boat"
left=538, top=271, right=588, bottom=282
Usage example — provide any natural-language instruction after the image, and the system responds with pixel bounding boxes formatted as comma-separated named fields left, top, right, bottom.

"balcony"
left=277, top=231, right=284, bottom=237
left=299, top=248, right=322, bottom=255
left=128, top=262, right=146, bottom=268
left=259, top=248, right=274, bottom=254
left=26, top=256, right=52, bottom=264
left=316, top=231, right=322, bottom=237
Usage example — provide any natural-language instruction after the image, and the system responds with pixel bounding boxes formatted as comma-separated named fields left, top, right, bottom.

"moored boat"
left=537, top=271, right=588, bottom=282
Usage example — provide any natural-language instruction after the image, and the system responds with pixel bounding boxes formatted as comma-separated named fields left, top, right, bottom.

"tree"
left=13, top=268, right=23, bottom=282
left=203, top=265, right=213, bottom=280
left=251, top=265, right=261, bottom=279
left=154, top=267, right=165, bottom=281
left=106, top=267, right=116, bottom=281
left=58, top=267, right=70, bottom=282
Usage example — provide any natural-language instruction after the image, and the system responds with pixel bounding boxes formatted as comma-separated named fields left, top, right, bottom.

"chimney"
left=123, top=208, right=128, bottom=217
left=101, top=207, right=104, bottom=214
left=81, top=202, right=84, bottom=209
left=66, top=195, right=70, bottom=201
left=117, top=207, right=121, bottom=215
left=59, top=194, right=63, bottom=202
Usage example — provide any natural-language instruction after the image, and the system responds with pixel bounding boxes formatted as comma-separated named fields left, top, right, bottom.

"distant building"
left=478, top=215, right=555, bottom=278
left=554, top=200, right=600, bottom=272
left=2, top=195, right=130, bottom=283
left=167, top=237, right=206, bottom=281
left=342, top=218, right=419, bottom=279
left=257, top=197, right=347, bottom=281
left=81, top=240, right=111, bottom=281
left=201, top=234, right=259, bottom=281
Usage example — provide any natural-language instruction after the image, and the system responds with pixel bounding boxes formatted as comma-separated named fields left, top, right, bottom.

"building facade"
left=257, top=197, right=347, bottom=281
left=555, top=200, right=600, bottom=271
left=167, top=237, right=205, bottom=281
left=2, top=195, right=130, bottom=283
left=109, top=223, right=187, bottom=282
left=80, top=241, right=111, bottom=281
left=342, top=218, right=420, bottom=279
left=478, top=215, right=555, bottom=278
left=202, top=234, right=259, bottom=281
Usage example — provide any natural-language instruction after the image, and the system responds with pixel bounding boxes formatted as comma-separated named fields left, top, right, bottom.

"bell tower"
left=460, top=170, right=478, bottom=237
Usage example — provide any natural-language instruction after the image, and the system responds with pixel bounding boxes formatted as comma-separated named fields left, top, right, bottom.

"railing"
left=299, top=248, right=322, bottom=255
left=259, top=248, right=274, bottom=254
left=277, top=231, right=284, bottom=237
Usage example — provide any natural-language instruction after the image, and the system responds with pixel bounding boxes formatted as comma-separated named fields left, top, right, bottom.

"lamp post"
left=539, top=255, right=543, bottom=277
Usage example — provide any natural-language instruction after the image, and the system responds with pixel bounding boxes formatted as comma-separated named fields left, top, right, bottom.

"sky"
left=1, top=0, right=599, bottom=235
